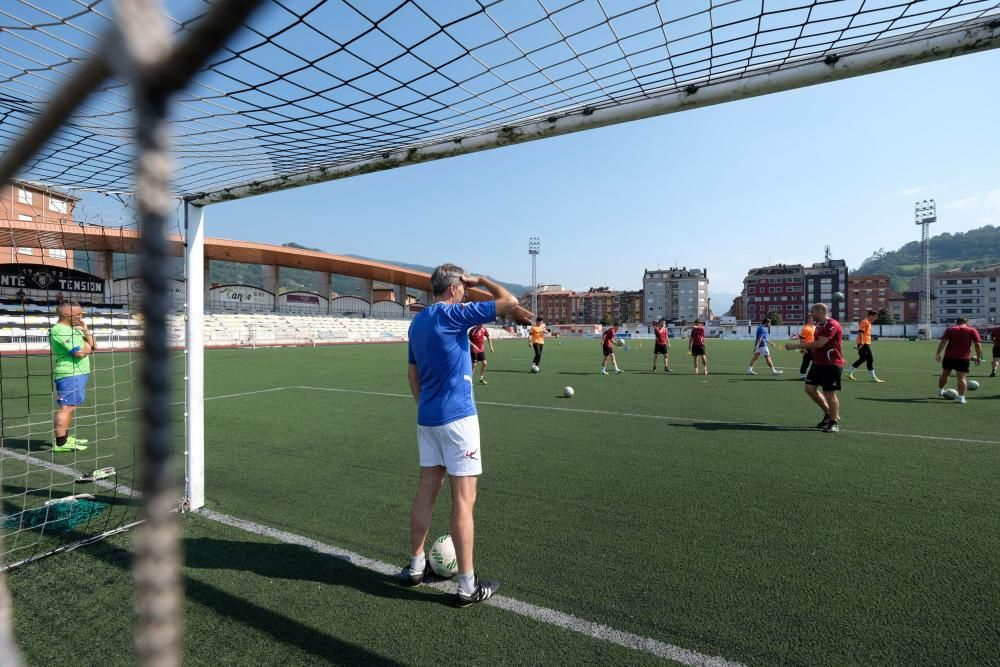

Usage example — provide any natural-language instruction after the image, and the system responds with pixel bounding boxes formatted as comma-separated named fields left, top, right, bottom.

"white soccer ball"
left=942, top=388, right=959, bottom=400
left=967, top=380, right=980, bottom=391
left=428, top=535, right=458, bottom=578
left=530, top=364, right=540, bottom=373
left=563, top=386, right=574, bottom=398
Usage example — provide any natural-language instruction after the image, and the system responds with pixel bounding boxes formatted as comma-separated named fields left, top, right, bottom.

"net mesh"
left=1, top=0, right=998, bottom=198
left=0, top=190, right=185, bottom=570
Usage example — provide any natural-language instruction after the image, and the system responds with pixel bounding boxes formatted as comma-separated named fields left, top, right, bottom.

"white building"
left=932, top=269, right=1000, bottom=323
left=642, top=267, right=709, bottom=323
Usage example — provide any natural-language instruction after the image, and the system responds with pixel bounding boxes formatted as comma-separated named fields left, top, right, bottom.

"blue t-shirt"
left=756, top=325, right=769, bottom=346
left=408, top=301, right=498, bottom=427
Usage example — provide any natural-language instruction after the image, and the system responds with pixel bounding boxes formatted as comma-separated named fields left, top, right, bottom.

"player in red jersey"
left=600, top=322, right=623, bottom=374
left=991, top=325, right=1000, bottom=377
left=688, top=320, right=708, bottom=375
left=468, top=323, right=495, bottom=384
left=935, top=317, right=982, bottom=404
left=785, top=303, right=843, bottom=432
left=651, top=319, right=673, bottom=372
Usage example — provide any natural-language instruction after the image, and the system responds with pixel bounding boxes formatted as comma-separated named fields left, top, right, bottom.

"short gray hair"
left=430, top=263, right=464, bottom=296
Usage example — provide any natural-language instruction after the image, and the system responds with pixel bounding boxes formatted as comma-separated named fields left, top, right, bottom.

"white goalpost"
left=184, top=203, right=205, bottom=512
left=0, top=1, right=998, bottom=665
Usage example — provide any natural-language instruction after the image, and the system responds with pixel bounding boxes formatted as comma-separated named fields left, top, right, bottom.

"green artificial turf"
left=5, top=337, right=1000, bottom=665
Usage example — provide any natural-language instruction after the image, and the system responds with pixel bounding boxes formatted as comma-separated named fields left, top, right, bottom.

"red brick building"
left=847, top=274, right=891, bottom=321
left=887, top=290, right=921, bottom=323
left=742, top=264, right=806, bottom=324
left=2, top=181, right=77, bottom=268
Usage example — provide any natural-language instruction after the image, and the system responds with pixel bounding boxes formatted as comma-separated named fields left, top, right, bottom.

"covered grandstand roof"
left=1, top=217, right=492, bottom=299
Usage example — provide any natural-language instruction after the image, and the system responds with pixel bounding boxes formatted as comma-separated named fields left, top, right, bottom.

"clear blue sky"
left=202, top=47, right=1000, bottom=302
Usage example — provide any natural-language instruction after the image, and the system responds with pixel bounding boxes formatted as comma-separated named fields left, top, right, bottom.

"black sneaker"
left=398, top=562, right=431, bottom=587
left=456, top=577, right=500, bottom=607
left=992, top=372, right=997, bottom=377
left=815, top=416, right=833, bottom=429
left=822, top=420, right=840, bottom=433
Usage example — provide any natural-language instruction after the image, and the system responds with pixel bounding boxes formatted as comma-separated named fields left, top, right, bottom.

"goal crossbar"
left=191, top=19, right=1000, bottom=206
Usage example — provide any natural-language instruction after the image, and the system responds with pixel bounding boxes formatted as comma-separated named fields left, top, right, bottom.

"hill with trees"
left=854, top=225, right=1000, bottom=289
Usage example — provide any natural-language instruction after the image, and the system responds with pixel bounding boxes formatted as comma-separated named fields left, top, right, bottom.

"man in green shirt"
left=50, top=302, right=96, bottom=452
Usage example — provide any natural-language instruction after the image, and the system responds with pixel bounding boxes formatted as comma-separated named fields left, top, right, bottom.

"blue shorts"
left=55, top=375, right=89, bottom=406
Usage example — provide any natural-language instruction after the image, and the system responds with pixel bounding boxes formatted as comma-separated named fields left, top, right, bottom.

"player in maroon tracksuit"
left=468, top=324, right=494, bottom=384
left=936, top=317, right=982, bottom=404
left=990, top=325, right=1000, bottom=378
left=651, top=319, right=673, bottom=372
left=689, top=320, right=708, bottom=375
left=600, top=323, right=623, bottom=374
left=785, top=303, right=843, bottom=432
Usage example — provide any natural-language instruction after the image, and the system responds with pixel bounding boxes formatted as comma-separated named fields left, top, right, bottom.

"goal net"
left=0, top=1, right=997, bottom=664
left=0, top=192, right=186, bottom=570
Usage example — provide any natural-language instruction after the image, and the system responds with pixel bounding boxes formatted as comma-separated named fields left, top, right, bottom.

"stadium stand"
left=1, top=301, right=514, bottom=353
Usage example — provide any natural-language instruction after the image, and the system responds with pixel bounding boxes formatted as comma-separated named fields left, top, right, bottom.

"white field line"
left=1, top=386, right=294, bottom=433
left=197, top=508, right=743, bottom=667
left=2, top=387, right=296, bottom=485
left=295, top=385, right=1000, bottom=446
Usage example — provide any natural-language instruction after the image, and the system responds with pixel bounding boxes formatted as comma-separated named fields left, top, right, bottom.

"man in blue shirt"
left=399, top=263, right=530, bottom=607
left=746, top=317, right=784, bottom=376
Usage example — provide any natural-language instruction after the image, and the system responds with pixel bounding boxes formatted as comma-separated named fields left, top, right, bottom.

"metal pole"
left=184, top=203, right=205, bottom=511
left=915, top=200, right=937, bottom=332
left=529, top=237, right=540, bottom=319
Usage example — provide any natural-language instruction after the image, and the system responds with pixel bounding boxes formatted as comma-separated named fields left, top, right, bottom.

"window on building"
left=49, top=249, right=67, bottom=259
left=17, top=188, right=32, bottom=205
left=17, top=214, right=32, bottom=221
left=17, top=247, right=33, bottom=255
left=48, top=198, right=68, bottom=214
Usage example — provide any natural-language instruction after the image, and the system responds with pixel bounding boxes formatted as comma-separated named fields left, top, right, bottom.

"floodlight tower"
left=915, top=200, right=936, bottom=331
left=529, top=237, right=540, bottom=315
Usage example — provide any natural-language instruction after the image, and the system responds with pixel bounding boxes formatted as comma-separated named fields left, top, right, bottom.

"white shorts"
left=756, top=345, right=770, bottom=356
left=417, top=415, right=482, bottom=476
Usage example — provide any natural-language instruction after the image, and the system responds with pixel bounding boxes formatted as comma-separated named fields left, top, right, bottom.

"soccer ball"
left=563, top=386, right=574, bottom=398
left=530, top=364, right=540, bottom=373
left=967, top=380, right=980, bottom=391
left=832, top=292, right=845, bottom=303
left=429, top=535, right=458, bottom=578
left=942, top=388, right=959, bottom=400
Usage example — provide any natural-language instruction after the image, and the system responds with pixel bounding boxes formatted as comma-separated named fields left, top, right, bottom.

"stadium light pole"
left=529, top=237, right=540, bottom=316
left=915, top=200, right=936, bottom=333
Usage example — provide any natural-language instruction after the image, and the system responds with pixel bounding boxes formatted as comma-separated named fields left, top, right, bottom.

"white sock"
left=458, top=571, right=476, bottom=594
left=410, top=553, right=426, bottom=573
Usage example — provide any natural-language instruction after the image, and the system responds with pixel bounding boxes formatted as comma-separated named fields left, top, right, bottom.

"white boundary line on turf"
left=1, top=387, right=295, bottom=433
left=294, top=385, right=1000, bottom=446
left=1, top=388, right=296, bottom=484
left=196, top=508, right=744, bottom=667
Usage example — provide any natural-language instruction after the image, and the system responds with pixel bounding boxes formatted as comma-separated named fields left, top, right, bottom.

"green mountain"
left=854, top=225, right=1000, bottom=290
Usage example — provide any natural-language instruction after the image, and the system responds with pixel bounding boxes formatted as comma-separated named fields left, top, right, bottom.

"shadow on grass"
left=184, top=537, right=459, bottom=609
left=0, top=437, right=53, bottom=454
left=668, top=422, right=814, bottom=434
left=82, top=536, right=410, bottom=665
left=854, top=397, right=943, bottom=404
